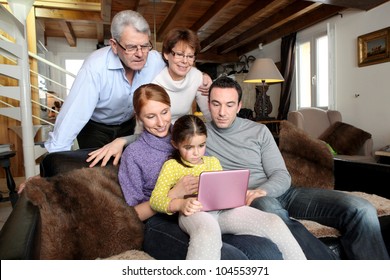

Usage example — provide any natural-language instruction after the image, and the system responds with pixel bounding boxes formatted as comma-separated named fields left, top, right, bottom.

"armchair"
left=287, top=107, right=375, bottom=162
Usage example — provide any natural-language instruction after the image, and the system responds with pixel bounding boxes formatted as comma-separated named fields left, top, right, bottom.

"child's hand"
left=169, top=175, right=199, bottom=199
left=181, top=198, right=202, bottom=216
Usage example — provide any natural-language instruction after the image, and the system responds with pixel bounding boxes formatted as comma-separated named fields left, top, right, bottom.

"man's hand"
left=198, top=72, right=212, bottom=96
left=86, top=137, right=127, bottom=167
left=246, top=189, right=267, bottom=206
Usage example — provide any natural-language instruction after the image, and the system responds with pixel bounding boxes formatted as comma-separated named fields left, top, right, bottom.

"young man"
left=205, top=76, right=389, bottom=260
left=44, top=10, right=211, bottom=153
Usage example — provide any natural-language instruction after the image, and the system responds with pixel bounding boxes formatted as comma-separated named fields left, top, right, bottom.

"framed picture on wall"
left=358, top=27, right=390, bottom=67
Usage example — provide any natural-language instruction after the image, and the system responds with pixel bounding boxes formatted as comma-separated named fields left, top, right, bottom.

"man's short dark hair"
left=209, top=76, right=242, bottom=103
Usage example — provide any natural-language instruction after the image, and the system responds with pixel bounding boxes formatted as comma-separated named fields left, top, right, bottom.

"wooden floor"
left=0, top=177, right=25, bottom=231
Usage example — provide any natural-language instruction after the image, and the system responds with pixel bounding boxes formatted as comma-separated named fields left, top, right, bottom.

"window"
left=65, top=59, right=84, bottom=95
left=296, top=30, right=331, bottom=109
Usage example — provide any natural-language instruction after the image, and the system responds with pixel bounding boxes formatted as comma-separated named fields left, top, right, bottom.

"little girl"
left=150, top=115, right=306, bottom=260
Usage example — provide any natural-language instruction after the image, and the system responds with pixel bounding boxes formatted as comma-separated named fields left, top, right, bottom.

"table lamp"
left=244, top=58, right=284, bottom=120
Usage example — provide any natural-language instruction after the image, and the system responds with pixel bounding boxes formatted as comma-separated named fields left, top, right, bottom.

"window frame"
left=295, top=23, right=335, bottom=110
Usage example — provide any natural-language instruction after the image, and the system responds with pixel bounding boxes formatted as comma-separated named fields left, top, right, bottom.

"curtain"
left=277, top=32, right=296, bottom=120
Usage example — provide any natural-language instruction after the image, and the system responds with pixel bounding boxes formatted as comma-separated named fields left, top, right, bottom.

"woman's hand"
left=198, top=73, right=212, bottom=96
left=86, top=137, right=127, bottom=167
left=180, top=198, right=202, bottom=216
left=245, top=189, right=267, bottom=206
left=168, top=175, right=199, bottom=199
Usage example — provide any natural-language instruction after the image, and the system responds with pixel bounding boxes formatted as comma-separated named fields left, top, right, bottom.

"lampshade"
left=244, top=58, right=284, bottom=84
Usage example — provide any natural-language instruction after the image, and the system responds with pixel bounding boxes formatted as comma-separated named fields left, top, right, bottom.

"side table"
left=375, top=145, right=390, bottom=165
left=0, top=151, right=19, bottom=207
left=256, top=119, right=282, bottom=145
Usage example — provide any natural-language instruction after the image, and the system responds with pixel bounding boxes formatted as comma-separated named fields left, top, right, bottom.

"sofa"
left=0, top=147, right=389, bottom=259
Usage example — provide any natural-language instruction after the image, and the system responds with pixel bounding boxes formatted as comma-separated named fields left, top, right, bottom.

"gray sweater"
left=206, top=117, right=291, bottom=198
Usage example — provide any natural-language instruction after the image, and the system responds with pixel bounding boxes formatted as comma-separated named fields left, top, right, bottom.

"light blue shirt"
left=45, top=47, right=165, bottom=152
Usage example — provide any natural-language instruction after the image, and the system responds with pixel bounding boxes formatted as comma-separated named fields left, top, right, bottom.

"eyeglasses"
left=115, top=39, right=153, bottom=54
left=171, top=50, right=196, bottom=62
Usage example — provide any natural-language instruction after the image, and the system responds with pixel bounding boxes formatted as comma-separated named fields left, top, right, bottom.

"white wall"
left=252, top=2, right=390, bottom=151
left=335, top=4, right=390, bottom=151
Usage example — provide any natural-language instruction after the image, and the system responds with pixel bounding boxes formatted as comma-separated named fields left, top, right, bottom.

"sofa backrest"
left=40, top=149, right=114, bottom=177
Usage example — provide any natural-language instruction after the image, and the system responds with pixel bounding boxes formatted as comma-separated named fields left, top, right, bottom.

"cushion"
left=279, top=120, right=334, bottom=189
left=319, top=121, right=371, bottom=155
left=25, top=166, right=144, bottom=260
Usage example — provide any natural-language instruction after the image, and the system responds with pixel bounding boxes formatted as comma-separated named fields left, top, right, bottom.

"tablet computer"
left=197, top=169, right=250, bottom=211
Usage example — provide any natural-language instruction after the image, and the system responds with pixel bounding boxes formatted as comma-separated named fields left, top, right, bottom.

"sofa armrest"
left=334, top=158, right=390, bottom=199
left=0, top=193, right=40, bottom=259
left=359, top=138, right=373, bottom=156
left=40, top=148, right=115, bottom=177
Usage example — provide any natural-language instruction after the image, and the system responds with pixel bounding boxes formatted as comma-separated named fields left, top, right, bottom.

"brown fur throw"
left=319, top=121, right=371, bottom=155
left=98, top=250, right=154, bottom=260
left=348, top=191, right=390, bottom=217
left=24, top=166, right=144, bottom=260
left=279, top=120, right=334, bottom=189
left=298, top=220, right=341, bottom=238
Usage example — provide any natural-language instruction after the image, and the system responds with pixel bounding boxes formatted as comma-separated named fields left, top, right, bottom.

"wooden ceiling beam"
left=190, top=0, right=235, bottom=33
left=100, top=0, right=112, bottom=22
left=156, top=0, right=197, bottom=41
left=58, top=20, right=76, bottom=47
left=33, top=0, right=101, bottom=12
left=35, top=7, right=107, bottom=23
left=218, top=1, right=321, bottom=54
left=96, top=23, right=104, bottom=43
left=306, top=0, right=389, bottom=11
left=137, top=0, right=150, bottom=15
left=200, top=0, right=275, bottom=53
left=237, top=4, right=346, bottom=56
left=98, top=0, right=111, bottom=43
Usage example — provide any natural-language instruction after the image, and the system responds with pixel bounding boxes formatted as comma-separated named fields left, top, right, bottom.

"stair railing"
left=1, top=4, right=75, bottom=177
